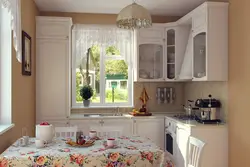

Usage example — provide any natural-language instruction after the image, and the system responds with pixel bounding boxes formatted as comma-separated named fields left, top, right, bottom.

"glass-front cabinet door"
left=193, top=32, right=206, bottom=79
left=138, top=41, right=164, bottom=81
left=166, top=29, right=176, bottom=80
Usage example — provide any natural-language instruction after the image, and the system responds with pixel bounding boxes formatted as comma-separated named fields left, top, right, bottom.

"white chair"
left=55, top=126, right=78, bottom=141
left=187, top=136, right=205, bottom=167
left=90, top=126, right=122, bottom=138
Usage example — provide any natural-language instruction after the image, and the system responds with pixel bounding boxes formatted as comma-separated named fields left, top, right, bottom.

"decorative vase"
left=83, top=100, right=90, bottom=107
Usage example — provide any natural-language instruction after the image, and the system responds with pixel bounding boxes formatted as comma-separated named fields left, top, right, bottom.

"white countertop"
left=166, top=116, right=227, bottom=127
left=69, top=111, right=184, bottom=120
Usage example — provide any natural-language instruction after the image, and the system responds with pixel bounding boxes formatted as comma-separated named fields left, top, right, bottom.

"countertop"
left=166, top=116, right=227, bottom=127
left=69, top=111, right=183, bottom=120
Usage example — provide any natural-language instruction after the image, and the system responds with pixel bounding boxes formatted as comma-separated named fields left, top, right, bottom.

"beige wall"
left=228, top=0, right=250, bottom=166
left=40, top=12, right=180, bottom=24
left=0, top=0, right=39, bottom=153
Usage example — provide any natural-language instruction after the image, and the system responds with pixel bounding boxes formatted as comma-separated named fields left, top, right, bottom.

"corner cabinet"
left=36, top=17, right=72, bottom=122
left=165, top=26, right=190, bottom=81
left=135, top=25, right=190, bottom=82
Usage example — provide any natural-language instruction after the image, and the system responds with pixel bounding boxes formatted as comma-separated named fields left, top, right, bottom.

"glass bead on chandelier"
left=116, top=0, right=152, bottom=29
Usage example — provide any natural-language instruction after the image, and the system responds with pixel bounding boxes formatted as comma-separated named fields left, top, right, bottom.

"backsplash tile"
left=134, top=82, right=184, bottom=113
left=184, top=82, right=228, bottom=121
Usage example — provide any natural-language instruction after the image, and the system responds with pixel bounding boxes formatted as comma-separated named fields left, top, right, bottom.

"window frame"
left=71, top=25, right=134, bottom=108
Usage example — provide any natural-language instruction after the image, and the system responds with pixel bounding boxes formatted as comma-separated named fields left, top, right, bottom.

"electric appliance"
left=195, top=94, right=221, bottom=124
left=164, top=118, right=177, bottom=163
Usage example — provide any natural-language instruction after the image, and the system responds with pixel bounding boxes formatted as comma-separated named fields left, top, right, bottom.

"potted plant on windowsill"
left=79, top=48, right=94, bottom=107
left=80, top=85, right=93, bottom=107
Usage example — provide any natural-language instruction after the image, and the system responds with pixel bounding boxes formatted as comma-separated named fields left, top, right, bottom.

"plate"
left=66, top=140, right=95, bottom=147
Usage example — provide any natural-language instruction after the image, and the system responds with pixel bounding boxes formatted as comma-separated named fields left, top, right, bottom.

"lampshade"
left=116, top=2, right=152, bottom=29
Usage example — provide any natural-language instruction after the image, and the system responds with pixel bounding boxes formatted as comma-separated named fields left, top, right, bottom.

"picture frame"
left=22, top=31, right=31, bottom=76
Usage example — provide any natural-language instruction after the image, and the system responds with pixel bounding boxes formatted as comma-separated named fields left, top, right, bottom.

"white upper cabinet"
left=190, top=2, right=228, bottom=81
left=136, top=2, right=228, bottom=82
left=136, top=26, right=165, bottom=82
left=36, top=17, right=72, bottom=121
left=165, top=25, right=190, bottom=81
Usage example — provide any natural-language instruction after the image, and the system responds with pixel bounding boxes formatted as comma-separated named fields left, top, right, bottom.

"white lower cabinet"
left=69, top=119, right=133, bottom=136
left=133, top=118, right=164, bottom=149
left=176, top=124, right=190, bottom=167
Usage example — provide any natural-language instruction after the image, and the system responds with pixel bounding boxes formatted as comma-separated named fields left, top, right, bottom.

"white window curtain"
left=72, top=24, right=134, bottom=67
left=0, top=0, right=21, bottom=62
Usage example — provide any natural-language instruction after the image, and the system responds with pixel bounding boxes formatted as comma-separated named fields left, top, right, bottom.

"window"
left=0, top=6, right=12, bottom=124
left=72, top=25, right=134, bottom=107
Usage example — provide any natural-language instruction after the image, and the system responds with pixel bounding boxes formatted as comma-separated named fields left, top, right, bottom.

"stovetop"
left=173, top=114, right=197, bottom=121
left=172, top=114, right=222, bottom=124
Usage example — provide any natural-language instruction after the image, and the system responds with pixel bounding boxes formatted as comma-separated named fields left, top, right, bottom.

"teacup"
left=107, top=138, right=115, bottom=147
left=35, top=139, right=47, bottom=148
left=19, top=136, right=29, bottom=146
left=89, top=131, right=97, bottom=138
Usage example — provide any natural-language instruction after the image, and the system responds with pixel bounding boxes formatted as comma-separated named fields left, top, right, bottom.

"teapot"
left=36, top=123, right=55, bottom=143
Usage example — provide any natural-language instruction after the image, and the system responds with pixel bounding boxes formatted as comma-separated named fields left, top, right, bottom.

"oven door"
left=165, top=130, right=177, bottom=161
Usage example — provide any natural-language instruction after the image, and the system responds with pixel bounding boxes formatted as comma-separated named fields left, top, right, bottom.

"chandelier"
left=116, top=0, right=152, bottom=29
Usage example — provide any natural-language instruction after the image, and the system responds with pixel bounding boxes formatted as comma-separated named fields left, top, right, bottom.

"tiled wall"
left=133, top=82, right=184, bottom=113
left=184, top=82, right=228, bottom=121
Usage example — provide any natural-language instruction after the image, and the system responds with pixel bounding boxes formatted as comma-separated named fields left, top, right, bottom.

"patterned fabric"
left=0, top=136, right=165, bottom=167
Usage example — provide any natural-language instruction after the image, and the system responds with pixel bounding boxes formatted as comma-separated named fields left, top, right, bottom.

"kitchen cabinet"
left=165, top=116, right=228, bottom=167
left=69, top=118, right=133, bottom=136
left=133, top=118, right=164, bottom=149
left=191, top=2, right=228, bottom=81
left=136, top=26, right=165, bottom=82
left=176, top=124, right=190, bottom=167
left=136, top=24, right=190, bottom=82
left=36, top=17, right=72, bottom=121
left=165, top=26, right=190, bottom=81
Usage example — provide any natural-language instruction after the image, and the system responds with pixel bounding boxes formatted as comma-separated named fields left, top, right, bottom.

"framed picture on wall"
left=22, top=31, right=31, bottom=76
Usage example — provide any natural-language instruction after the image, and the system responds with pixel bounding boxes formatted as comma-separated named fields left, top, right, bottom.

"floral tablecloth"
left=0, top=136, right=166, bottom=167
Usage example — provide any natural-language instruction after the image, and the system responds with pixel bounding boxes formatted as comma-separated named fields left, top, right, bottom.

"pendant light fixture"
left=116, top=0, right=152, bottom=29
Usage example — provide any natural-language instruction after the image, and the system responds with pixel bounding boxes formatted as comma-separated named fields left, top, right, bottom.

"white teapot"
left=36, top=123, right=55, bottom=143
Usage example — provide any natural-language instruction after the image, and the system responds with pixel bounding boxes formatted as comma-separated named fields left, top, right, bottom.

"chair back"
left=55, top=126, right=77, bottom=141
left=188, top=136, right=205, bottom=167
left=90, top=126, right=122, bottom=138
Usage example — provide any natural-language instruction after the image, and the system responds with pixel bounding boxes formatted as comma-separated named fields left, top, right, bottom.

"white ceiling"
left=34, top=0, right=207, bottom=16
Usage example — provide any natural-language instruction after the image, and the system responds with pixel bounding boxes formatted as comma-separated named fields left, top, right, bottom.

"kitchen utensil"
left=35, top=139, right=47, bottom=148
left=107, top=138, right=115, bottom=147
left=36, top=124, right=55, bottom=143
left=89, top=131, right=97, bottom=138
left=19, top=136, right=29, bottom=146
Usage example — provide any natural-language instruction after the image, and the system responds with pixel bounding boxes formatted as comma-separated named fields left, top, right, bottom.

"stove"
left=173, top=114, right=196, bottom=121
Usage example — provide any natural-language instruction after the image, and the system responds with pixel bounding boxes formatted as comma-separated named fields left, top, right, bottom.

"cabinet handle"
left=66, top=36, right=69, bottom=39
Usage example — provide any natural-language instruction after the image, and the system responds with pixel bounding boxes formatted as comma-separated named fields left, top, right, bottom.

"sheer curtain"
left=0, top=0, right=21, bottom=62
left=72, top=24, right=134, bottom=67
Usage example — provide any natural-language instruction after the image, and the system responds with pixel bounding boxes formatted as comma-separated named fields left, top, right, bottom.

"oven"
left=165, top=118, right=177, bottom=162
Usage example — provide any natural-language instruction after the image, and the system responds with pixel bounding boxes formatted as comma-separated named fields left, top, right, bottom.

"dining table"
left=0, top=136, right=170, bottom=167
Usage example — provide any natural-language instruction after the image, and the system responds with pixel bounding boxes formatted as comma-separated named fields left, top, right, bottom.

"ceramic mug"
left=89, top=131, right=97, bottom=138
left=35, top=139, right=47, bottom=148
left=107, top=138, right=115, bottom=147
left=19, top=136, right=29, bottom=146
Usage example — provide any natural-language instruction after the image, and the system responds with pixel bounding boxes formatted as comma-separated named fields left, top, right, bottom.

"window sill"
left=0, top=124, right=15, bottom=135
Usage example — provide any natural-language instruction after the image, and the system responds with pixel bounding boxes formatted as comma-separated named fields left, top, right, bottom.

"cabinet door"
left=70, top=120, right=101, bottom=135
left=176, top=126, right=190, bottom=167
left=36, top=39, right=70, bottom=120
left=138, top=39, right=165, bottom=81
left=102, top=119, right=133, bottom=136
left=192, top=28, right=207, bottom=80
left=134, top=118, right=164, bottom=149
